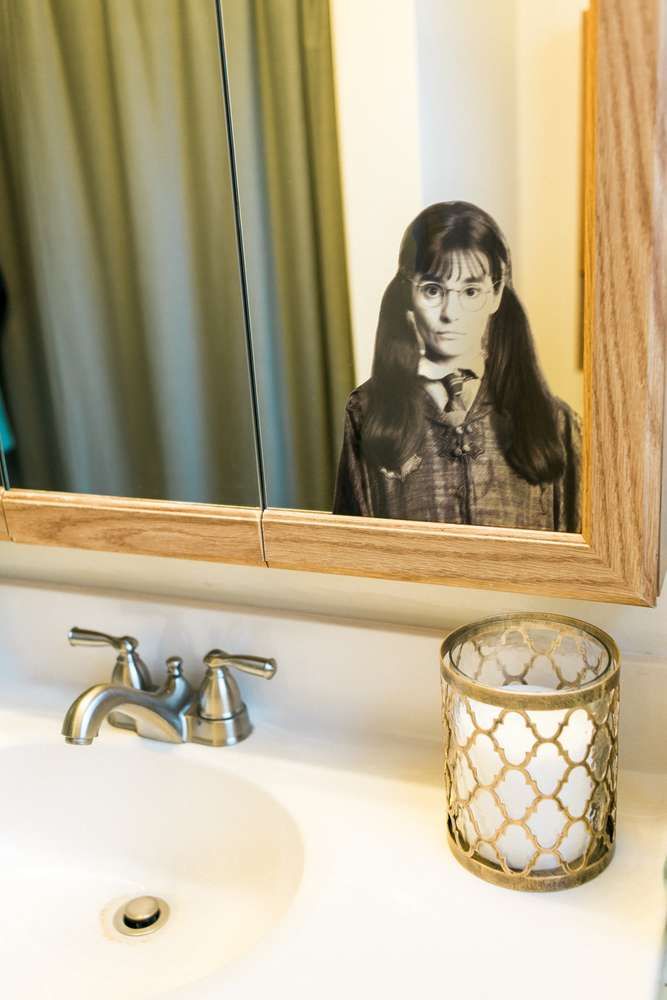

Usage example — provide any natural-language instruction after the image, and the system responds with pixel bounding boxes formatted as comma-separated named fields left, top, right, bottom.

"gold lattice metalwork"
left=440, top=613, right=620, bottom=891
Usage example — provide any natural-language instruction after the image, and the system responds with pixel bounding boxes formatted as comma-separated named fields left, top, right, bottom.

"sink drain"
left=112, top=895, right=170, bottom=937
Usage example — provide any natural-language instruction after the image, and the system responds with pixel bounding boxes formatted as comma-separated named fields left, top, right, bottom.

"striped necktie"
left=441, top=372, right=469, bottom=425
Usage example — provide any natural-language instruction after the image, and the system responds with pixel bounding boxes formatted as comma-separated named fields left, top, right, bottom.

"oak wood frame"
left=1, top=0, right=665, bottom=605
left=0, top=490, right=264, bottom=566
left=0, top=488, right=9, bottom=541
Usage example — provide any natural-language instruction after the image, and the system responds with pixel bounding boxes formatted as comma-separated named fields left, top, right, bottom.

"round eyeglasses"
left=412, top=279, right=500, bottom=314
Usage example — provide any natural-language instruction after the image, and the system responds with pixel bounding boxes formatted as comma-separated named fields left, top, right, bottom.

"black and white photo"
left=333, top=201, right=582, bottom=531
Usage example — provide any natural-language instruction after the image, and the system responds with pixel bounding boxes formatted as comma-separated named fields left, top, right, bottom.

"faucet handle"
left=68, top=626, right=153, bottom=693
left=197, top=649, right=276, bottom=725
left=203, top=649, right=277, bottom=679
left=68, top=628, right=139, bottom=651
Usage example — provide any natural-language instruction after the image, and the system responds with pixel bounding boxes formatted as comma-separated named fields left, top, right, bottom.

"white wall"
left=0, top=573, right=665, bottom=775
left=331, top=0, right=585, bottom=411
left=329, top=0, right=423, bottom=383
left=415, top=0, right=520, bottom=255
left=0, top=540, right=665, bottom=659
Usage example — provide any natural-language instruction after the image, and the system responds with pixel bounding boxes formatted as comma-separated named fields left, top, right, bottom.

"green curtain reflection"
left=0, top=0, right=259, bottom=505
left=224, top=0, right=355, bottom=510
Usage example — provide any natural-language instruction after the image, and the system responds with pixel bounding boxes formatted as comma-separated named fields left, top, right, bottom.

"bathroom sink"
left=0, top=740, right=303, bottom=1000
left=0, top=703, right=664, bottom=1000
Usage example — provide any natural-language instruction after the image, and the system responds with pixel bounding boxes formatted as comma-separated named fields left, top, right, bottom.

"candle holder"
left=441, top=613, right=620, bottom=891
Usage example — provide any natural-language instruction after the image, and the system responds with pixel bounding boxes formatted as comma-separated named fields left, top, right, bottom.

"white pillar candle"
left=457, top=685, right=596, bottom=871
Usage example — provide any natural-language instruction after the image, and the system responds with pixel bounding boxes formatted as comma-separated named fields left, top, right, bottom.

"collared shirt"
left=332, top=377, right=582, bottom=532
left=417, top=352, right=485, bottom=412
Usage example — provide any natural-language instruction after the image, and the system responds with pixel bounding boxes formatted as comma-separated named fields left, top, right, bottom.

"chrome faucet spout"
left=62, top=659, right=193, bottom=745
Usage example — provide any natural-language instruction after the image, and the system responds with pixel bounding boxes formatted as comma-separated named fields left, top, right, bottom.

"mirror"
left=223, top=0, right=589, bottom=532
left=0, top=0, right=661, bottom=605
left=0, top=0, right=261, bottom=507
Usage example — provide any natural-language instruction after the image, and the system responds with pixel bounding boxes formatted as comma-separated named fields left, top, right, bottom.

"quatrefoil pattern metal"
left=440, top=615, right=620, bottom=892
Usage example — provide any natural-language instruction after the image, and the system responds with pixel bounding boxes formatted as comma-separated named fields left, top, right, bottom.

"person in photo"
left=333, top=201, right=581, bottom=531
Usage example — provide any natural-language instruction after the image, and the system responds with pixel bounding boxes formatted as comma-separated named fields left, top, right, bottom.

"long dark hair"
left=362, top=201, right=565, bottom=485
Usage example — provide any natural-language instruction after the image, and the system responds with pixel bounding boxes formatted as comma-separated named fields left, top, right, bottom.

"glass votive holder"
left=440, top=613, right=620, bottom=891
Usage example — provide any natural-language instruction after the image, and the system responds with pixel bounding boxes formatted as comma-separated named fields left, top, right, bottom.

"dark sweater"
left=333, top=378, right=581, bottom=532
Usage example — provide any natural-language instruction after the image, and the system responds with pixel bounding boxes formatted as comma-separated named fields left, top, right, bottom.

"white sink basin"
left=0, top=704, right=664, bottom=1000
left=0, top=741, right=303, bottom=999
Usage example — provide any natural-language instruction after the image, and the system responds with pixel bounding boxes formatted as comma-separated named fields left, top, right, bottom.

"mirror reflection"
left=0, top=0, right=260, bottom=506
left=224, top=0, right=588, bottom=530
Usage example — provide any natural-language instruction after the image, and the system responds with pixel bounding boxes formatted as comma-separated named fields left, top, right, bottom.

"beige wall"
left=514, top=0, right=588, bottom=414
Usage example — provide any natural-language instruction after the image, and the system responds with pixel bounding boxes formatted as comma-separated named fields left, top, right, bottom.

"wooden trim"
left=0, top=488, right=10, bottom=540
left=261, top=509, right=648, bottom=605
left=2, top=490, right=265, bottom=566
left=655, top=0, right=667, bottom=592
left=584, top=0, right=665, bottom=602
left=580, top=0, right=598, bottom=545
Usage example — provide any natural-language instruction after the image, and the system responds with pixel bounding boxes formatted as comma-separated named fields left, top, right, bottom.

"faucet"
left=62, top=628, right=277, bottom=747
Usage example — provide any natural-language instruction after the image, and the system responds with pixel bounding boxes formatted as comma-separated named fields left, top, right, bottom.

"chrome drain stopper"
left=113, top=895, right=170, bottom=937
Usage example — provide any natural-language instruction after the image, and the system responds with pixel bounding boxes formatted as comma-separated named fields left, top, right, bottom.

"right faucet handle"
left=203, top=649, right=277, bottom=679
left=195, top=650, right=277, bottom=743
left=191, top=650, right=277, bottom=745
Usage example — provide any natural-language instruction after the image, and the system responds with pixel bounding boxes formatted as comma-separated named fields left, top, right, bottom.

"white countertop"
left=179, top=742, right=667, bottom=1000
left=1, top=694, right=665, bottom=1000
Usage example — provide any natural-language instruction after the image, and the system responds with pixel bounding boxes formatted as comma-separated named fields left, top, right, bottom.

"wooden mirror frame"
left=1, top=0, right=665, bottom=605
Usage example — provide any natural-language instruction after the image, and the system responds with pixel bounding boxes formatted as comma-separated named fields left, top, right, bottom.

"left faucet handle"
left=68, top=628, right=138, bottom=652
left=67, top=627, right=153, bottom=692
